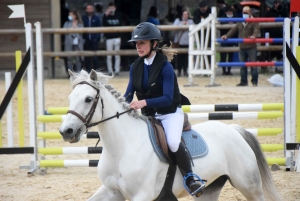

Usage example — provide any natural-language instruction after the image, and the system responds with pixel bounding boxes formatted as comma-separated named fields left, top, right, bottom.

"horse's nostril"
left=66, top=128, right=73, bottom=135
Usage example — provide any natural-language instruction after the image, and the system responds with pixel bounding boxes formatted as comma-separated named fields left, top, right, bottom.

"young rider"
left=124, top=22, right=205, bottom=196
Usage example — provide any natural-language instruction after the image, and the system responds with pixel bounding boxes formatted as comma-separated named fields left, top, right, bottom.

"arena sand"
left=0, top=73, right=299, bottom=201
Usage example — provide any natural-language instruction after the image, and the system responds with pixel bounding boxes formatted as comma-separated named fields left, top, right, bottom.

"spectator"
left=233, top=2, right=243, bottom=18
left=264, top=0, right=287, bottom=72
left=94, top=2, right=104, bottom=26
left=82, top=3, right=101, bottom=73
left=63, top=10, right=84, bottom=72
left=173, top=9, right=194, bottom=77
left=60, top=0, right=69, bottom=74
left=165, top=7, right=177, bottom=23
left=160, top=7, right=177, bottom=46
left=219, top=7, right=237, bottom=75
left=103, top=2, right=122, bottom=76
left=192, top=1, right=211, bottom=24
left=217, top=0, right=227, bottom=18
left=193, top=1, right=212, bottom=70
left=221, top=6, right=260, bottom=86
left=147, top=6, right=160, bottom=25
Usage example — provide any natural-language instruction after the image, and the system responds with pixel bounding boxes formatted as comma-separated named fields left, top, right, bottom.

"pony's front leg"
left=87, top=185, right=124, bottom=201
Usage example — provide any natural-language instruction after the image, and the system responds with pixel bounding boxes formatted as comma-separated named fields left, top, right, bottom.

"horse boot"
left=173, top=142, right=206, bottom=197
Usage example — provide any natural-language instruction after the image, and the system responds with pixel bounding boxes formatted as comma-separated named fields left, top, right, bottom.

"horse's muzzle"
left=59, top=127, right=81, bottom=143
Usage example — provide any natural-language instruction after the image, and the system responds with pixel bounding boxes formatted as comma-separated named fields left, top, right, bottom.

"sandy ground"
left=0, top=71, right=299, bottom=201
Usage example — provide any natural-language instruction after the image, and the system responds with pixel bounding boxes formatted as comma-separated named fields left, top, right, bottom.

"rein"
left=67, top=81, right=134, bottom=134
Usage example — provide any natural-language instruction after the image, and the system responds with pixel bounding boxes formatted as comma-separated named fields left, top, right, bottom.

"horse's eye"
left=85, top=97, right=93, bottom=103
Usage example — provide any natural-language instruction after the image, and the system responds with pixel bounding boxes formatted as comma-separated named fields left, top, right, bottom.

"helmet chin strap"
left=142, top=40, right=156, bottom=59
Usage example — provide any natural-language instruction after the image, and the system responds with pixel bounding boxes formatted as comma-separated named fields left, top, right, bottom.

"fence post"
left=25, top=23, right=37, bottom=174
left=283, top=18, right=292, bottom=170
left=5, top=72, right=13, bottom=147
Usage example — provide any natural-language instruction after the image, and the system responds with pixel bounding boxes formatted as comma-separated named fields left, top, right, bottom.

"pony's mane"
left=70, top=70, right=140, bottom=118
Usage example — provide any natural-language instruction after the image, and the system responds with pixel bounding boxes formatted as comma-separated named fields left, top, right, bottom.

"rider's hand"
left=130, top=100, right=147, bottom=110
left=221, top=35, right=227, bottom=40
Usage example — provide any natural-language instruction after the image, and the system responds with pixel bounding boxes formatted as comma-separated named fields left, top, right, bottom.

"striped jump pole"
left=38, top=147, right=102, bottom=155
left=37, top=145, right=281, bottom=154
left=188, top=112, right=283, bottom=121
left=37, top=131, right=99, bottom=139
left=40, top=158, right=286, bottom=167
left=37, top=128, right=282, bottom=140
left=37, top=112, right=283, bottom=122
left=261, top=144, right=284, bottom=152
left=182, top=103, right=283, bottom=112
left=40, top=160, right=98, bottom=167
left=46, top=107, right=69, bottom=115
left=217, top=17, right=295, bottom=23
left=216, top=38, right=298, bottom=44
left=246, top=128, right=282, bottom=136
left=48, top=103, right=283, bottom=115
left=217, top=62, right=283, bottom=67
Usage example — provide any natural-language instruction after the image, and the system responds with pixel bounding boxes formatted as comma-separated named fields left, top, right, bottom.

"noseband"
left=67, top=81, right=104, bottom=132
left=67, top=81, right=133, bottom=134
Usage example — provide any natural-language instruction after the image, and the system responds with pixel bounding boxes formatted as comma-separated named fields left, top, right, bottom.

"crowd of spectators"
left=61, top=0, right=296, bottom=84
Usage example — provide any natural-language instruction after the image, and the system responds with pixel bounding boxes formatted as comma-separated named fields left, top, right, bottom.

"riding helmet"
left=128, top=22, right=162, bottom=42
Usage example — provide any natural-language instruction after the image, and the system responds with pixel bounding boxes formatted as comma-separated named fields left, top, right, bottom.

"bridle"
left=67, top=81, right=133, bottom=134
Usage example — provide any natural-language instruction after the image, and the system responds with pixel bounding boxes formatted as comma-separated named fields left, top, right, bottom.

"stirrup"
left=183, top=173, right=206, bottom=197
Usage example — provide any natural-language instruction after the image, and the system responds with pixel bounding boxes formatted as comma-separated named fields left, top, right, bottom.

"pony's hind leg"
left=193, top=175, right=227, bottom=201
left=87, top=186, right=125, bottom=201
left=228, top=169, right=265, bottom=201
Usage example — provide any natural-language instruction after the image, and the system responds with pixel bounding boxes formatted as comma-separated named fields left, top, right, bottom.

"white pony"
left=59, top=70, right=281, bottom=201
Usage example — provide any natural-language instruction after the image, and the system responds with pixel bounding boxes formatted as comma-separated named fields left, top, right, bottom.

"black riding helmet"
left=128, top=22, right=162, bottom=42
left=128, top=22, right=162, bottom=58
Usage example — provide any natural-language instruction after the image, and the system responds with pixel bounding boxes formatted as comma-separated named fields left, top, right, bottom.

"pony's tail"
left=157, top=43, right=177, bottom=62
left=230, top=124, right=282, bottom=201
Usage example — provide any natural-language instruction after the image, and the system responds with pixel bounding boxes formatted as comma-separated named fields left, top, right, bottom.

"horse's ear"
left=68, top=69, right=75, bottom=78
left=90, top=69, right=98, bottom=81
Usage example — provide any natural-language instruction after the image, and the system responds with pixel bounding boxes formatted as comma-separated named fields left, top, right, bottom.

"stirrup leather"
left=183, top=173, right=206, bottom=196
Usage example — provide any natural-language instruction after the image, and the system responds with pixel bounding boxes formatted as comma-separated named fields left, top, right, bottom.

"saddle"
left=148, top=113, right=191, bottom=162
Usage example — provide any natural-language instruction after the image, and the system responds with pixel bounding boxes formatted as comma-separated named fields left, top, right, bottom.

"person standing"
left=221, top=6, right=260, bottom=86
left=192, top=1, right=211, bottom=24
left=264, top=0, right=287, bottom=73
left=193, top=1, right=212, bottom=71
left=147, top=6, right=160, bottom=25
left=219, top=7, right=237, bottom=75
left=173, top=9, right=194, bottom=77
left=82, top=3, right=101, bottom=73
left=102, top=2, right=123, bottom=76
left=63, top=10, right=84, bottom=72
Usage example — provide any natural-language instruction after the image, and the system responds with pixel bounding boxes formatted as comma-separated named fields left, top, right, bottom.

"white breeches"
left=155, top=108, right=184, bottom=152
left=106, top=38, right=121, bottom=73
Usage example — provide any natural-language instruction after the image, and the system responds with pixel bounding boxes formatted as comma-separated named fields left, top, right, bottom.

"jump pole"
left=47, top=103, right=283, bottom=114
left=15, top=50, right=24, bottom=147
left=37, top=145, right=279, bottom=154
left=5, top=72, right=13, bottom=147
left=39, top=158, right=286, bottom=167
left=38, top=147, right=102, bottom=155
left=37, top=112, right=283, bottom=122
left=37, top=131, right=99, bottom=139
left=40, top=160, right=98, bottom=167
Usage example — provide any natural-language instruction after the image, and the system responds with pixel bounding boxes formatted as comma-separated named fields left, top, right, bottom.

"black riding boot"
left=173, top=142, right=205, bottom=197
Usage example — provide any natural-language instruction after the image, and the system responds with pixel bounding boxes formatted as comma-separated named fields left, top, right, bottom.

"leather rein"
left=67, top=81, right=133, bottom=134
